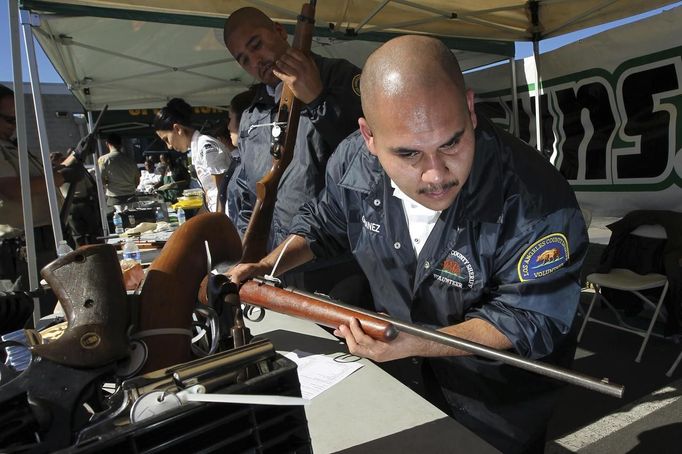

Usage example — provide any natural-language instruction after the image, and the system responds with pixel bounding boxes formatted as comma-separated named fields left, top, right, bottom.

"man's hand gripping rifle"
left=239, top=1, right=317, bottom=263
left=237, top=276, right=625, bottom=398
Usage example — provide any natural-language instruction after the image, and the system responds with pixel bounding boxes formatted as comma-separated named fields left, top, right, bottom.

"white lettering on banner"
left=467, top=8, right=682, bottom=215
left=477, top=57, right=681, bottom=191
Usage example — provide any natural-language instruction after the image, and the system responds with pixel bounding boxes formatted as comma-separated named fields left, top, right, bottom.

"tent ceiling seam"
left=355, top=0, right=390, bottom=33
left=359, top=15, right=449, bottom=35
left=393, top=0, right=452, bottom=17
left=543, top=0, right=620, bottom=38
left=453, top=3, right=526, bottom=16
left=69, top=40, right=175, bottom=70
left=456, top=15, right=528, bottom=35
left=67, top=40, right=235, bottom=85
left=246, top=0, right=298, bottom=21
left=35, top=23, right=77, bottom=85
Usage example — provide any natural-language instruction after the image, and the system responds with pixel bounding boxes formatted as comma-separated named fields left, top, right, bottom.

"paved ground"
left=545, top=293, right=682, bottom=453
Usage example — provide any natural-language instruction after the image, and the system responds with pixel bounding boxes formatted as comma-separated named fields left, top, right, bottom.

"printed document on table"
left=284, top=350, right=364, bottom=400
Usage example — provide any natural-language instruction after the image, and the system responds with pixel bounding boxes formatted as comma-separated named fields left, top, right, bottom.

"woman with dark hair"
left=153, top=98, right=230, bottom=212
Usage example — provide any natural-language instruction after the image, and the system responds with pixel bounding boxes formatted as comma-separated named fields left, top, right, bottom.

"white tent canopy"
left=21, top=0, right=678, bottom=111
left=28, top=13, right=513, bottom=110
left=19, top=0, right=677, bottom=110
left=21, top=0, right=680, bottom=41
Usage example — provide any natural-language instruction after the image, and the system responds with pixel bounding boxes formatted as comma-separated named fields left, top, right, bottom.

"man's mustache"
left=417, top=180, right=458, bottom=195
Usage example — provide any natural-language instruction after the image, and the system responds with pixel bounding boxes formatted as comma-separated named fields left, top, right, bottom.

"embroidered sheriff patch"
left=433, top=250, right=475, bottom=289
left=517, top=233, right=569, bottom=282
left=352, top=74, right=361, bottom=96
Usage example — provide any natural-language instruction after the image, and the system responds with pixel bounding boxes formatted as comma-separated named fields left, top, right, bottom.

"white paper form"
left=284, top=350, right=364, bottom=400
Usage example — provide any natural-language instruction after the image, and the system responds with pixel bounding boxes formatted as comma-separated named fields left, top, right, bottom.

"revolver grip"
left=37, top=244, right=129, bottom=368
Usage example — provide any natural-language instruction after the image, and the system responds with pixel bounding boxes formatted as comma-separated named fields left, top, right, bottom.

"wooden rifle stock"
left=240, top=277, right=625, bottom=398
left=240, top=1, right=316, bottom=263
left=239, top=278, right=399, bottom=342
left=138, top=213, right=242, bottom=372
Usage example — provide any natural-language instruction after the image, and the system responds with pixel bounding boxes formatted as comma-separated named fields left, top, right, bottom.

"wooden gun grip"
left=239, top=280, right=398, bottom=342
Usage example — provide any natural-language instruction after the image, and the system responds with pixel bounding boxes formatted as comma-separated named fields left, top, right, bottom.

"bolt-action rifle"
left=238, top=277, right=625, bottom=398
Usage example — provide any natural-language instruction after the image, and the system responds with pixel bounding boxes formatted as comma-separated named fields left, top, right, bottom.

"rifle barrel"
left=247, top=277, right=624, bottom=398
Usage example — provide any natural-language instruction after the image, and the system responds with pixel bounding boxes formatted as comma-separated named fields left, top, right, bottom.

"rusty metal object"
left=38, top=244, right=129, bottom=368
left=137, top=212, right=242, bottom=372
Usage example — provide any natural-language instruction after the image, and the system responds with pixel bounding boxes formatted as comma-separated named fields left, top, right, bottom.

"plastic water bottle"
left=177, top=207, right=186, bottom=225
left=113, top=211, right=124, bottom=234
left=56, top=240, right=73, bottom=257
left=155, top=207, right=165, bottom=222
left=122, top=238, right=141, bottom=263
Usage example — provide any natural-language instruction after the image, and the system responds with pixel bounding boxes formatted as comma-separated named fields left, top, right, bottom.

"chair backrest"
left=630, top=224, right=667, bottom=239
left=580, top=207, right=593, bottom=229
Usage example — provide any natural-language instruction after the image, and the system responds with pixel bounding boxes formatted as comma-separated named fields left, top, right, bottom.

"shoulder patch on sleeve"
left=352, top=74, right=361, bottom=96
left=517, top=233, right=569, bottom=282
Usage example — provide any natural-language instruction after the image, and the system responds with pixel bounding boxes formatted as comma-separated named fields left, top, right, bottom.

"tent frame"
left=8, top=0, right=41, bottom=324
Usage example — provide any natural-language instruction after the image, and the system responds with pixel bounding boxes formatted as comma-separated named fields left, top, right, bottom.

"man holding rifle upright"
left=230, top=36, right=588, bottom=453
left=223, top=7, right=368, bottom=301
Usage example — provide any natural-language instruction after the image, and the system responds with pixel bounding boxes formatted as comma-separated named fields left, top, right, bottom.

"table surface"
left=246, top=310, right=499, bottom=454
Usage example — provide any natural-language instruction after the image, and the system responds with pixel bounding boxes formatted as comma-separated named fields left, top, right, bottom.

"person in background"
left=229, top=36, right=588, bottom=453
left=217, top=88, right=256, bottom=216
left=223, top=7, right=369, bottom=305
left=1, top=84, right=63, bottom=295
left=1, top=85, right=98, bottom=316
left=55, top=148, right=101, bottom=246
left=98, top=132, right=139, bottom=207
left=154, top=152, right=190, bottom=203
left=213, top=123, right=232, bottom=152
left=153, top=98, right=230, bottom=213
left=137, top=158, right=161, bottom=193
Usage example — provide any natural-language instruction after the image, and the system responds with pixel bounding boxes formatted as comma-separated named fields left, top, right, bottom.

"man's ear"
left=465, top=89, right=477, bottom=129
left=358, top=117, right=377, bottom=156
left=273, top=23, right=288, bottom=41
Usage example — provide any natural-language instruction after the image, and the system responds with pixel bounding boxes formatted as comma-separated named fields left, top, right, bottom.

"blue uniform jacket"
left=291, top=114, right=588, bottom=359
left=228, top=53, right=362, bottom=250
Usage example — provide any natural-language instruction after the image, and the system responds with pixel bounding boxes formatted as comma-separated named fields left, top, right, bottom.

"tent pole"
left=20, top=10, right=63, bottom=249
left=87, top=111, right=110, bottom=237
left=532, top=40, right=542, bottom=151
left=9, top=1, right=41, bottom=324
left=509, top=56, right=519, bottom=138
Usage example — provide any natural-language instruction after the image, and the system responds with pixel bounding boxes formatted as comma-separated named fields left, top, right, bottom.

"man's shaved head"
left=222, top=7, right=289, bottom=85
left=224, top=7, right=275, bottom=46
left=357, top=35, right=477, bottom=212
left=360, top=35, right=466, bottom=131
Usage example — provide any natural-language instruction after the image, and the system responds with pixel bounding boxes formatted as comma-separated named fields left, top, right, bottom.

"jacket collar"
left=337, top=133, right=383, bottom=195
left=458, top=114, right=505, bottom=224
